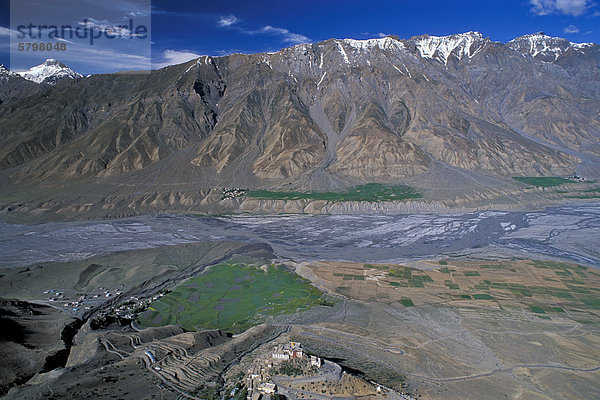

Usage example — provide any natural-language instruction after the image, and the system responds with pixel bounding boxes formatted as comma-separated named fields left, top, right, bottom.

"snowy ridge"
left=327, top=37, right=407, bottom=66
left=411, top=31, right=487, bottom=64
left=175, top=32, right=596, bottom=76
left=0, top=64, right=18, bottom=82
left=18, top=59, right=83, bottom=84
left=342, top=36, right=406, bottom=52
left=0, top=64, right=15, bottom=76
left=507, top=32, right=595, bottom=61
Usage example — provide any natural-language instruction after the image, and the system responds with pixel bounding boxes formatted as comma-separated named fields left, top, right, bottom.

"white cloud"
left=256, top=25, right=310, bottom=44
left=530, top=0, right=592, bottom=16
left=50, top=44, right=150, bottom=71
left=0, top=26, right=23, bottom=51
left=1, top=24, right=153, bottom=73
left=0, top=26, right=17, bottom=37
left=0, top=26, right=12, bottom=51
left=79, top=18, right=146, bottom=38
left=128, top=10, right=151, bottom=17
left=215, top=17, right=309, bottom=45
left=54, top=37, right=75, bottom=44
left=14, top=43, right=152, bottom=73
left=154, top=49, right=200, bottom=68
left=564, top=24, right=580, bottom=33
left=215, top=49, right=240, bottom=56
left=377, top=32, right=390, bottom=38
left=218, top=15, right=239, bottom=27
left=101, top=1, right=150, bottom=16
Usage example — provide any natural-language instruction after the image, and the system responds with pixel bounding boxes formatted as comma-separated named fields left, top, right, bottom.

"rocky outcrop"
left=0, top=298, right=76, bottom=395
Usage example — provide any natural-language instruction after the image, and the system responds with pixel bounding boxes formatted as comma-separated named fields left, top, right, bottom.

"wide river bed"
left=1, top=202, right=599, bottom=269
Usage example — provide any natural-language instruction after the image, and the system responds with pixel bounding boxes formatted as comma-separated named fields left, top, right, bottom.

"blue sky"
left=1, top=0, right=600, bottom=74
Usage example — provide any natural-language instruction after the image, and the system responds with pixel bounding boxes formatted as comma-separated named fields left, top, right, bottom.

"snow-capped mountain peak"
left=18, top=59, right=83, bottom=84
left=341, top=36, right=406, bottom=52
left=411, top=31, right=487, bottom=64
left=0, top=64, right=19, bottom=83
left=507, top=32, right=595, bottom=61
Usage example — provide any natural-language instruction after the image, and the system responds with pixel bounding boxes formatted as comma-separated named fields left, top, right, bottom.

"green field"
left=512, top=177, right=573, bottom=187
left=401, top=298, right=415, bottom=307
left=246, top=183, right=421, bottom=202
left=388, top=267, right=433, bottom=288
left=137, top=263, right=324, bottom=333
left=445, top=281, right=460, bottom=290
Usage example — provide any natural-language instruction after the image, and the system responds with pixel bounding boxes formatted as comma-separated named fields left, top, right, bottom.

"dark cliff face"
left=0, top=66, right=45, bottom=105
left=0, top=32, right=598, bottom=193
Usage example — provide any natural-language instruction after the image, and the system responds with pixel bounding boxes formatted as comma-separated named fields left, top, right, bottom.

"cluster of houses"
left=271, top=341, right=304, bottom=360
left=111, top=291, right=166, bottom=321
left=44, top=289, right=63, bottom=300
left=221, top=187, right=248, bottom=200
left=43, top=287, right=124, bottom=313
left=567, top=174, right=587, bottom=182
left=245, top=341, right=322, bottom=400
left=41, top=284, right=167, bottom=320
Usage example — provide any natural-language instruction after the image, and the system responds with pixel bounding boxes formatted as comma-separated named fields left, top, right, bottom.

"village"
left=41, top=285, right=166, bottom=321
left=43, top=286, right=125, bottom=314
left=221, top=187, right=248, bottom=200
left=242, top=341, right=412, bottom=400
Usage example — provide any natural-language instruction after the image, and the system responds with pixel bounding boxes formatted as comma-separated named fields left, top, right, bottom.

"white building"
left=257, top=382, right=276, bottom=394
left=284, top=342, right=303, bottom=359
left=310, top=355, right=322, bottom=367
left=272, top=351, right=290, bottom=360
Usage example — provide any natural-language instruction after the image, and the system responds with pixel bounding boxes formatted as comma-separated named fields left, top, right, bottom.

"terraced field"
left=138, top=262, right=325, bottom=333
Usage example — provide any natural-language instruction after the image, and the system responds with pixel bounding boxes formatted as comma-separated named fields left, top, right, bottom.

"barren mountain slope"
left=0, top=32, right=598, bottom=217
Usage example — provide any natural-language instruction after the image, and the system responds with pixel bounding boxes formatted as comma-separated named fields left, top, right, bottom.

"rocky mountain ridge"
left=0, top=64, right=18, bottom=81
left=0, top=31, right=599, bottom=218
left=507, top=32, right=595, bottom=61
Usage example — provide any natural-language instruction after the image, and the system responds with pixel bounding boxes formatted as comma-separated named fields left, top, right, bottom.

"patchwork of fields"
left=306, top=259, right=600, bottom=322
left=293, top=258, right=600, bottom=399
